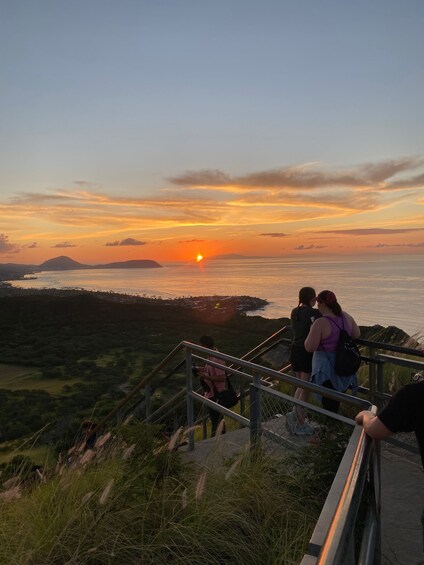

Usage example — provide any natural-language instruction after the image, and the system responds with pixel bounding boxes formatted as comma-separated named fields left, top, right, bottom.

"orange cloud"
left=168, top=157, right=424, bottom=191
left=2, top=157, right=424, bottom=261
left=317, top=228, right=424, bottom=236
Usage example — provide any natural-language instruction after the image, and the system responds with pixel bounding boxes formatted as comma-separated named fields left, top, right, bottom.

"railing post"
left=144, top=384, right=152, bottom=423
left=368, top=346, right=376, bottom=405
left=201, top=406, right=208, bottom=439
left=186, top=348, right=195, bottom=451
left=376, top=362, right=385, bottom=410
left=239, top=375, right=246, bottom=417
left=250, top=371, right=262, bottom=460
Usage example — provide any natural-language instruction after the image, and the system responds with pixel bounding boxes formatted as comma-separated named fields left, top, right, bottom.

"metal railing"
left=180, top=342, right=379, bottom=564
left=104, top=326, right=292, bottom=433
left=300, top=409, right=380, bottom=565
left=89, top=331, right=423, bottom=564
left=182, top=341, right=371, bottom=449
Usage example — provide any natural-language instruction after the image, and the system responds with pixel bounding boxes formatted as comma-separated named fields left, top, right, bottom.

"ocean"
left=10, top=254, right=424, bottom=338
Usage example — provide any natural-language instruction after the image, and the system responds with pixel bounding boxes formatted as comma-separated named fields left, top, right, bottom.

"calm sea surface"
left=11, top=254, right=424, bottom=338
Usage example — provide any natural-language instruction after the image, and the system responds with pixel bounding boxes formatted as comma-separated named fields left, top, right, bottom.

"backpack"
left=206, top=356, right=239, bottom=409
left=327, top=316, right=361, bottom=377
left=215, top=377, right=238, bottom=409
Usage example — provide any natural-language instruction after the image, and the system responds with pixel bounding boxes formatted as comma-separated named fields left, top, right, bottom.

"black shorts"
left=290, top=345, right=313, bottom=373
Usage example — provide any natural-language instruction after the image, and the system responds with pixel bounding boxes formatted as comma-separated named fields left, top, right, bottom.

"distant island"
left=0, top=255, right=162, bottom=282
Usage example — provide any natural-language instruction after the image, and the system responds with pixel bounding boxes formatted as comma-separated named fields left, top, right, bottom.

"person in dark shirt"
left=356, top=375, right=424, bottom=552
left=355, top=377, right=424, bottom=469
left=286, top=287, right=321, bottom=435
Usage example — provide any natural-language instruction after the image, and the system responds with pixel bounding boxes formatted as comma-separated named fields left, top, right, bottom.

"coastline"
left=0, top=285, right=418, bottom=346
left=0, top=284, right=269, bottom=316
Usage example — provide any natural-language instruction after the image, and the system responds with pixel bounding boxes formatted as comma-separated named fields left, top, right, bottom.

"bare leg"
left=294, top=372, right=311, bottom=425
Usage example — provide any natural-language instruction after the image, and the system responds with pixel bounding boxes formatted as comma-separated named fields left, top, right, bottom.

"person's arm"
left=355, top=410, right=393, bottom=440
left=304, top=319, right=324, bottom=352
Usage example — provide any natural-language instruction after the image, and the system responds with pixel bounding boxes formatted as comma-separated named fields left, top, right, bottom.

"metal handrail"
left=185, top=343, right=371, bottom=409
left=300, top=407, right=379, bottom=565
left=89, top=330, right=421, bottom=565
left=148, top=327, right=291, bottom=424
left=356, top=338, right=424, bottom=357
left=91, top=326, right=292, bottom=435
left=90, top=341, right=184, bottom=436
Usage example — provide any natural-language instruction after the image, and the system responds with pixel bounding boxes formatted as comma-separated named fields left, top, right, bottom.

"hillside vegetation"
left=0, top=290, right=282, bottom=451
left=0, top=289, right=415, bottom=458
left=0, top=420, right=339, bottom=565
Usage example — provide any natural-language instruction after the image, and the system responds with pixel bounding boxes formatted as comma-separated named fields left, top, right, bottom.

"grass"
left=0, top=445, right=55, bottom=466
left=0, top=363, right=81, bottom=394
left=0, top=421, right=323, bottom=565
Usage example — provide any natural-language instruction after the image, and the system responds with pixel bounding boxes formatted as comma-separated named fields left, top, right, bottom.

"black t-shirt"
left=378, top=380, right=424, bottom=469
left=290, top=305, right=321, bottom=347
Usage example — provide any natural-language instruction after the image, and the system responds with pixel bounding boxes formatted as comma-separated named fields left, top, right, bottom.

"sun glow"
left=196, top=253, right=204, bottom=262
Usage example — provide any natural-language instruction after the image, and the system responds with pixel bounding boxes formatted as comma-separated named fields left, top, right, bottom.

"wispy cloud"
left=369, top=242, right=424, bottom=248
left=318, top=228, right=424, bottom=236
left=260, top=232, right=288, bottom=238
left=294, top=244, right=326, bottom=250
left=52, top=241, right=78, bottom=248
left=168, top=157, right=424, bottom=191
left=179, top=239, right=205, bottom=243
left=0, top=234, right=19, bottom=254
left=2, top=158, right=424, bottom=250
left=105, top=238, right=146, bottom=247
left=73, top=180, right=101, bottom=189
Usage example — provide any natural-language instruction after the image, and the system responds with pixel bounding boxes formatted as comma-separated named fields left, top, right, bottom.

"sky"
left=1, top=0, right=424, bottom=264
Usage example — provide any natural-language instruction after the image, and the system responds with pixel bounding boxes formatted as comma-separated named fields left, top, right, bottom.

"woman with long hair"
left=305, top=290, right=360, bottom=413
left=286, top=287, right=321, bottom=435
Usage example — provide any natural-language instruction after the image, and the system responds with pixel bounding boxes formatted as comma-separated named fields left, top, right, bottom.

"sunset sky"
left=1, top=1, right=424, bottom=264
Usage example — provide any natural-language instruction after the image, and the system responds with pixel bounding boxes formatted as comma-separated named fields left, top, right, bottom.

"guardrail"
left=90, top=331, right=423, bottom=564
left=179, top=340, right=424, bottom=565
left=180, top=342, right=379, bottom=564
left=300, top=410, right=380, bottom=565
left=90, top=326, right=291, bottom=436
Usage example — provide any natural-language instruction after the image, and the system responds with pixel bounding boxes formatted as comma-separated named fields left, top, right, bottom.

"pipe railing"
left=179, top=345, right=380, bottom=564
left=92, top=326, right=291, bottom=436
left=182, top=343, right=372, bottom=451
left=87, top=331, right=422, bottom=565
left=300, top=407, right=380, bottom=565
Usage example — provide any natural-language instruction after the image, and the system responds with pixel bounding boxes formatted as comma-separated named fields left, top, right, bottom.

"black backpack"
left=327, top=317, right=361, bottom=377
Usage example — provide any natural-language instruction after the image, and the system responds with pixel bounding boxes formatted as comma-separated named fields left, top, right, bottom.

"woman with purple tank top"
left=304, top=290, right=361, bottom=413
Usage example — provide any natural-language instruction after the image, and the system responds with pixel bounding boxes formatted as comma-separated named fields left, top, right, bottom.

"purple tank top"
left=319, top=313, right=351, bottom=352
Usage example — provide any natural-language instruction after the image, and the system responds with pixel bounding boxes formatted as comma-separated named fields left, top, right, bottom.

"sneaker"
left=294, top=421, right=315, bottom=436
left=285, top=411, right=296, bottom=434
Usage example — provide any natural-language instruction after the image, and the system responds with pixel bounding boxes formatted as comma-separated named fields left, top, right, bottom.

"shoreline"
left=0, top=285, right=419, bottom=346
left=0, top=284, right=269, bottom=316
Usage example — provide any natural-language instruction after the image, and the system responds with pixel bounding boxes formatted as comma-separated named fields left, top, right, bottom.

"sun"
left=196, top=253, right=204, bottom=262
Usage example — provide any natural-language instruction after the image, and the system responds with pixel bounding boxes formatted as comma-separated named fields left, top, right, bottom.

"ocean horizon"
left=10, top=254, right=424, bottom=339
